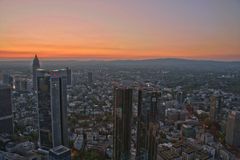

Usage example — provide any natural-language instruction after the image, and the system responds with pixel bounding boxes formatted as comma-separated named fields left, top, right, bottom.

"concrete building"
left=181, top=125, right=196, bottom=139
left=49, top=145, right=71, bottom=160
left=88, top=72, right=93, bottom=84
left=157, top=95, right=166, bottom=123
left=14, top=78, right=28, bottom=91
left=158, top=146, right=181, bottom=160
left=209, top=95, right=222, bottom=122
left=225, top=111, right=240, bottom=147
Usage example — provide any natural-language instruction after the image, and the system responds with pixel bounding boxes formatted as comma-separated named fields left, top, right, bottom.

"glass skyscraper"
left=0, top=85, right=13, bottom=134
left=32, top=54, right=40, bottom=91
left=113, top=87, right=133, bottom=160
left=37, top=69, right=68, bottom=150
left=136, top=88, right=160, bottom=160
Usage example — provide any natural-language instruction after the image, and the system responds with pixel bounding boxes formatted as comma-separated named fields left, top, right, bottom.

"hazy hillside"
left=1, top=58, right=240, bottom=72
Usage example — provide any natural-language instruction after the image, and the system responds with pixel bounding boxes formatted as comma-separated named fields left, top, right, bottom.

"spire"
left=33, top=54, right=40, bottom=69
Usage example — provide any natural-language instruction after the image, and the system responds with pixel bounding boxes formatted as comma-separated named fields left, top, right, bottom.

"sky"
left=0, top=0, right=240, bottom=60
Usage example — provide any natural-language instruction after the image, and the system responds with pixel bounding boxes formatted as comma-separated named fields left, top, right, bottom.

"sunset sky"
left=0, top=0, right=240, bottom=60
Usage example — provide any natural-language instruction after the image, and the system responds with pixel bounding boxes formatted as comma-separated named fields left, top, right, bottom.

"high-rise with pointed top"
left=32, top=54, right=40, bottom=91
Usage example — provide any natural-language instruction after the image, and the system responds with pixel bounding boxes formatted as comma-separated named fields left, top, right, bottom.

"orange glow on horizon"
left=0, top=49, right=239, bottom=61
left=1, top=1, right=240, bottom=61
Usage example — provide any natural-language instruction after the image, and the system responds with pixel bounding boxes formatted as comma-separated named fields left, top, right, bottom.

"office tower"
left=113, top=87, right=133, bottom=160
left=209, top=95, right=222, bottom=121
left=37, top=69, right=68, bottom=150
left=157, top=95, right=165, bottom=123
left=3, top=73, right=13, bottom=87
left=225, top=111, right=240, bottom=147
left=15, top=79, right=21, bottom=91
left=136, top=89, right=160, bottom=160
left=66, top=67, right=72, bottom=85
left=15, top=78, right=28, bottom=91
left=21, top=79, right=28, bottom=91
left=0, top=85, right=13, bottom=134
left=49, top=145, right=71, bottom=160
left=88, top=72, right=93, bottom=84
left=32, top=54, right=40, bottom=91
left=176, top=91, right=183, bottom=105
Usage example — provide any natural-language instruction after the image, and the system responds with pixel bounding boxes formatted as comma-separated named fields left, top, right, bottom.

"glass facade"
left=37, top=69, right=68, bottom=150
left=0, top=85, right=13, bottom=134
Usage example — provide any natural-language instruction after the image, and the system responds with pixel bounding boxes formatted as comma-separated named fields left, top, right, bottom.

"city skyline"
left=1, top=51, right=240, bottom=159
left=1, top=1, right=240, bottom=158
left=1, top=0, right=240, bottom=60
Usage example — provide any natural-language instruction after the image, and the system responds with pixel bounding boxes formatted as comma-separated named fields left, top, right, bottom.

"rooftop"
left=159, top=147, right=181, bottom=160
left=50, top=145, right=70, bottom=155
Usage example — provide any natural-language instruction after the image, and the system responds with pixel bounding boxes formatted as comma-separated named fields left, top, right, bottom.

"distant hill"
left=108, top=58, right=240, bottom=71
left=0, top=58, right=240, bottom=72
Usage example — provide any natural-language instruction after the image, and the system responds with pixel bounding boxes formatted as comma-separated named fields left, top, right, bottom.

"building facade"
left=209, top=95, right=222, bottom=122
left=49, top=145, right=71, bottom=160
left=3, top=73, right=13, bottom=87
left=88, top=72, right=93, bottom=84
left=225, top=111, right=240, bottom=147
left=0, top=85, right=13, bottom=134
left=136, top=89, right=160, bottom=160
left=32, top=55, right=40, bottom=91
left=113, top=87, right=133, bottom=160
left=37, top=69, right=68, bottom=150
left=66, top=67, right=72, bottom=86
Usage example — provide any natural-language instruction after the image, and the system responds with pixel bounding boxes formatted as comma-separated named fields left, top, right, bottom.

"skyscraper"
left=3, top=73, right=13, bottom=87
left=0, top=85, right=13, bottom=134
left=157, top=93, right=165, bottom=123
left=176, top=91, right=183, bottom=105
left=88, top=72, right=93, bottom=84
left=209, top=95, right=222, bottom=122
left=37, top=69, right=68, bottom=150
left=113, top=87, right=133, bottom=160
left=66, top=67, right=72, bottom=86
left=14, top=78, right=28, bottom=91
left=32, top=54, right=40, bottom=91
left=136, top=88, right=160, bottom=160
left=225, top=111, right=240, bottom=147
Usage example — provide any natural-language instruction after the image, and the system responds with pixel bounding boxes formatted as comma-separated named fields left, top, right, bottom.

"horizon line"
left=0, top=57, right=240, bottom=63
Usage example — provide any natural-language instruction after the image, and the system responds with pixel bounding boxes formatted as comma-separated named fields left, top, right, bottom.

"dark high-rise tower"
left=136, top=88, right=160, bottom=160
left=157, top=96, right=165, bottom=123
left=37, top=69, right=68, bottom=150
left=66, top=67, right=72, bottom=86
left=113, top=87, right=133, bottom=160
left=88, top=72, right=93, bottom=84
left=210, top=94, right=222, bottom=122
left=32, top=54, right=40, bottom=91
left=0, top=85, right=13, bottom=134
left=3, top=73, right=13, bottom=87
left=225, top=111, right=240, bottom=147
